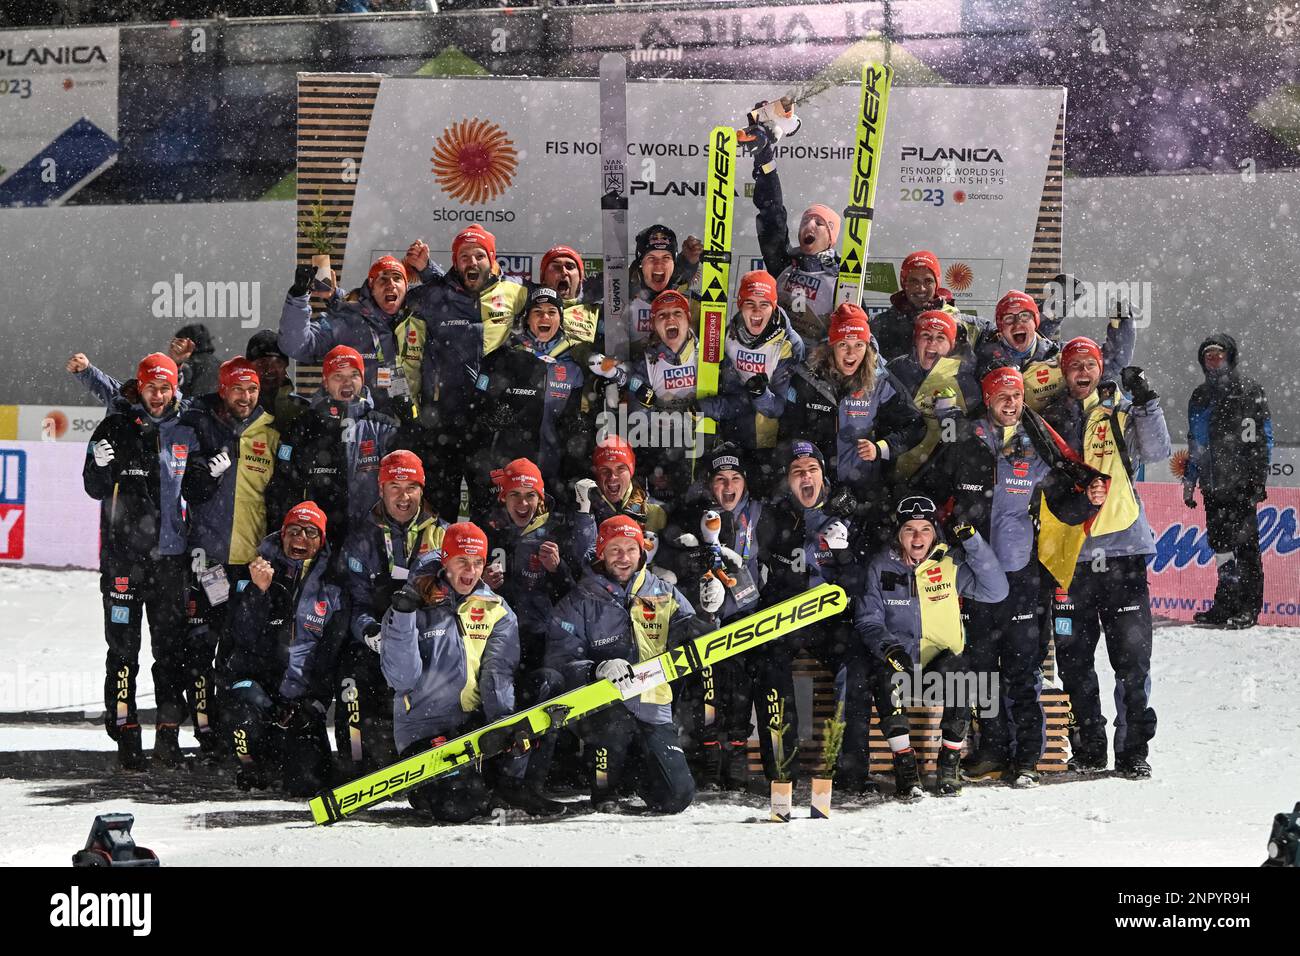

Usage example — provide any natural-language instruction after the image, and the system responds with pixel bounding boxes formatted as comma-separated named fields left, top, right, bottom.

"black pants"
left=1205, top=493, right=1264, bottom=617
left=186, top=560, right=251, bottom=752
left=225, top=680, right=333, bottom=797
left=675, top=656, right=755, bottom=755
left=872, top=650, right=973, bottom=746
left=965, top=563, right=1045, bottom=765
left=1053, top=555, right=1157, bottom=761
left=583, top=705, right=695, bottom=813
left=334, top=642, right=396, bottom=775
left=400, top=739, right=494, bottom=824
left=100, top=553, right=189, bottom=738
left=749, top=623, right=874, bottom=782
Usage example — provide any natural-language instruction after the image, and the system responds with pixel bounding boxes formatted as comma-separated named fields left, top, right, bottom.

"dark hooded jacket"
left=1185, top=333, right=1272, bottom=502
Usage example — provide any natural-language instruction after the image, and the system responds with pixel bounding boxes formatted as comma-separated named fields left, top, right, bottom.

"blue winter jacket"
left=380, top=576, right=520, bottom=752
left=342, top=501, right=447, bottom=642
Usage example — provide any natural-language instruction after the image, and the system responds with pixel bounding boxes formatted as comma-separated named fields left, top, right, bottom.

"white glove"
left=207, top=450, right=232, bottom=478
left=717, top=545, right=744, bottom=570
left=595, top=659, right=634, bottom=685
left=821, top=520, right=850, bottom=551
left=574, top=478, right=597, bottom=514
left=588, top=354, right=628, bottom=388
left=699, top=575, right=725, bottom=614
left=363, top=625, right=382, bottom=654
left=675, top=533, right=699, bottom=548
left=933, top=388, right=958, bottom=417
left=92, top=439, right=115, bottom=468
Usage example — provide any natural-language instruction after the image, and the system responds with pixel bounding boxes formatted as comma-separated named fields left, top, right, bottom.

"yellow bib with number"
left=455, top=595, right=507, bottom=712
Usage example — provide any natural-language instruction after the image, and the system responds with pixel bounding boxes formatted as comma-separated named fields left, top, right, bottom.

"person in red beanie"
left=281, top=248, right=437, bottom=421
left=694, top=269, right=805, bottom=494
left=379, top=521, right=559, bottom=819
left=222, top=499, right=347, bottom=795
left=540, top=514, right=712, bottom=813
left=971, top=288, right=1135, bottom=413
left=570, top=435, right=668, bottom=567
left=83, top=352, right=199, bottom=770
left=870, top=250, right=970, bottom=363
left=779, top=303, right=924, bottom=530
left=918, top=362, right=1107, bottom=788
left=267, top=344, right=403, bottom=551
left=745, top=102, right=844, bottom=342
left=885, top=309, right=983, bottom=481
left=178, top=355, right=283, bottom=760
left=336, top=449, right=447, bottom=775
left=533, top=244, right=602, bottom=349
left=1041, top=338, right=1170, bottom=778
left=406, top=224, right=528, bottom=520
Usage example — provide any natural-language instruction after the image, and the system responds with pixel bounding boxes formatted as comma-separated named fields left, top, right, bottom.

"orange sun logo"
left=945, top=262, right=974, bottom=292
left=431, top=118, right=518, bottom=205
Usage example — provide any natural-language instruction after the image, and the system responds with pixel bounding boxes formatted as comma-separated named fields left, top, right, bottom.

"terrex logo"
left=0, top=450, right=27, bottom=561
left=431, top=118, right=518, bottom=204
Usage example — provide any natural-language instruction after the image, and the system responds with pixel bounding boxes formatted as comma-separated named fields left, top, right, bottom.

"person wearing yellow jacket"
left=1041, top=337, right=1171, bottom=779
left=181, top=357, right=282, bottom=760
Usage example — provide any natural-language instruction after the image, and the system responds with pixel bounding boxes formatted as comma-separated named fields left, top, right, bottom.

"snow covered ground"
left=1, top=566, right=1296, bottom=866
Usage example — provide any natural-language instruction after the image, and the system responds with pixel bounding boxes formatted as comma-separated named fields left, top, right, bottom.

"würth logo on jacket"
left=114, top=577, right=130, bottom=593
left=314, top=600, right=328, bottom=617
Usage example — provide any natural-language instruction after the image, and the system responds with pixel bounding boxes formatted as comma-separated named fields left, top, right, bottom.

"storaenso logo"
left=49, top=887, right=151, bottom=936
left=151, top=274, right=261, bottom=329
left=0, top=45, right=109, bottom=66
left=900, top=146, right=1006, bottom=163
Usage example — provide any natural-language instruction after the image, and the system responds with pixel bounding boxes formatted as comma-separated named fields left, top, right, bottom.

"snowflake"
left=1265, top=3, right=1298, bottom=38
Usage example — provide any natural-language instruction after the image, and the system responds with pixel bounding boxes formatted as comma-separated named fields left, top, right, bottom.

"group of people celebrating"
left=71, top=127, right=1216, bottom=822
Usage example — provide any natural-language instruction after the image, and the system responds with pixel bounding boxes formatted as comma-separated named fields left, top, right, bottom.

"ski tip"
left=310, top=790, right=341, bottom=826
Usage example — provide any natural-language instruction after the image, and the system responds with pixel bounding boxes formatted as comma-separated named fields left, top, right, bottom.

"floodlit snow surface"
left=1, top=567, right=1296, bottom=866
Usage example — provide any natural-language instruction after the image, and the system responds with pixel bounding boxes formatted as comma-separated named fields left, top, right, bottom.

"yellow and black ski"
left=834, top=63, right=893, bottom=309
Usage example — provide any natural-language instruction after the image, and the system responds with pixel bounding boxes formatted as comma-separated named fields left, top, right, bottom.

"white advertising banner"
left=0, top=441, right=100, bottom=569
left=0, top=26, right=120, bottom=206
left=343, top=77, right=1062, bottom=321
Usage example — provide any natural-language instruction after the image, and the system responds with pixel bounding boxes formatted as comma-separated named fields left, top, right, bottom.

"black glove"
left=825, top=485, right=858, bottom=519
left=883, top=644, right=914, bottom=675
left=1120, top=366, right=1158, bottom=404
left=745, top=372, right=769, bottom=399
left=679, top=546, right=712, bottom=581
left=274, top=698, right=326, bottom=732
left=1183, top=485, right=1196, bottom=509
left=390, top=585, right=422, bottom=614
left=289, top=264, right=314, bottom=297
left=632, top=381, right=657, bottom=409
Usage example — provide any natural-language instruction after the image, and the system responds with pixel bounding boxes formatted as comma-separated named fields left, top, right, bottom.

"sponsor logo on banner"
left=945, top=262, right=973, bottom=292
left=0, top=450, right=26, bottom=560
left=496, top=254, right=532, bottom=284
left=431, top=117, right=518, bottom=205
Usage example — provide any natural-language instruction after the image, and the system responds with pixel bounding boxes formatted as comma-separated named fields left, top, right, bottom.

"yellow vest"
left=628, top=569, right=679, bottom=705
left=481, top=280, right=529, bottom=357
left=229, top=414, right=281, bottom=565
left=455, top=594, right=508, bottom=712
left=1023, top=357, right=1064, bottom=412
left=915, top=548, right=964, bottom=666
left=1079, top=394, right=1140, bottom=536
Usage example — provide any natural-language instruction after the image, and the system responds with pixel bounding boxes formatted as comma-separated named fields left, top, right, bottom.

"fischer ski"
left=696, top=124, right=737, bottom=447
left=834, top=62, right=893, bottom=309
left=309, top=583, right=846, bottom=824
left=599, top=52, right=630, bottom=411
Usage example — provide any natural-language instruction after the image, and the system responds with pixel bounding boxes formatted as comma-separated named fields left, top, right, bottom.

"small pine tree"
left=299, top=187, right=339, bottom=257
left=770, top=697, right=799, bottom=783
left=819, top=701, right=846, bottom=778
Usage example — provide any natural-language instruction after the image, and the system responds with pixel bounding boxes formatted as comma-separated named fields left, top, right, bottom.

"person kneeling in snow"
left=224, top=501, right=347, bottom=795
left=541, top=516, right=714, bottom=814
left=379, top=522, right=562, bottom=821
left=855, top=495, right=1008, bottom=799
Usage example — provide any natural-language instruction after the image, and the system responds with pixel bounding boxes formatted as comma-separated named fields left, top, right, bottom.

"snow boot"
left=1193, top=604, right=1233, bottom=626
left=117, top=725, right=147, bottom=772
left=892, top=749, right=924, bottom=801
left=496, top=777, right=566, bottom=818
left=1222, top=612, right=1257, bottom=630
left=697, top=740, right=723, bottom=791
left=934, top=746, right=962, bottom=797
left=152, top=724, right=184, bottom=767
left=1010, top=764, right=1041, bottom=789
left=721, top=739, right=750, bottom=792
left=235, top=763, right=270, bottom=791
left=834, top=767, right=879, bottom=796
left=1115, top=755, right=1152, bottom=780
left=961, top=750, right=1008, bottom=782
